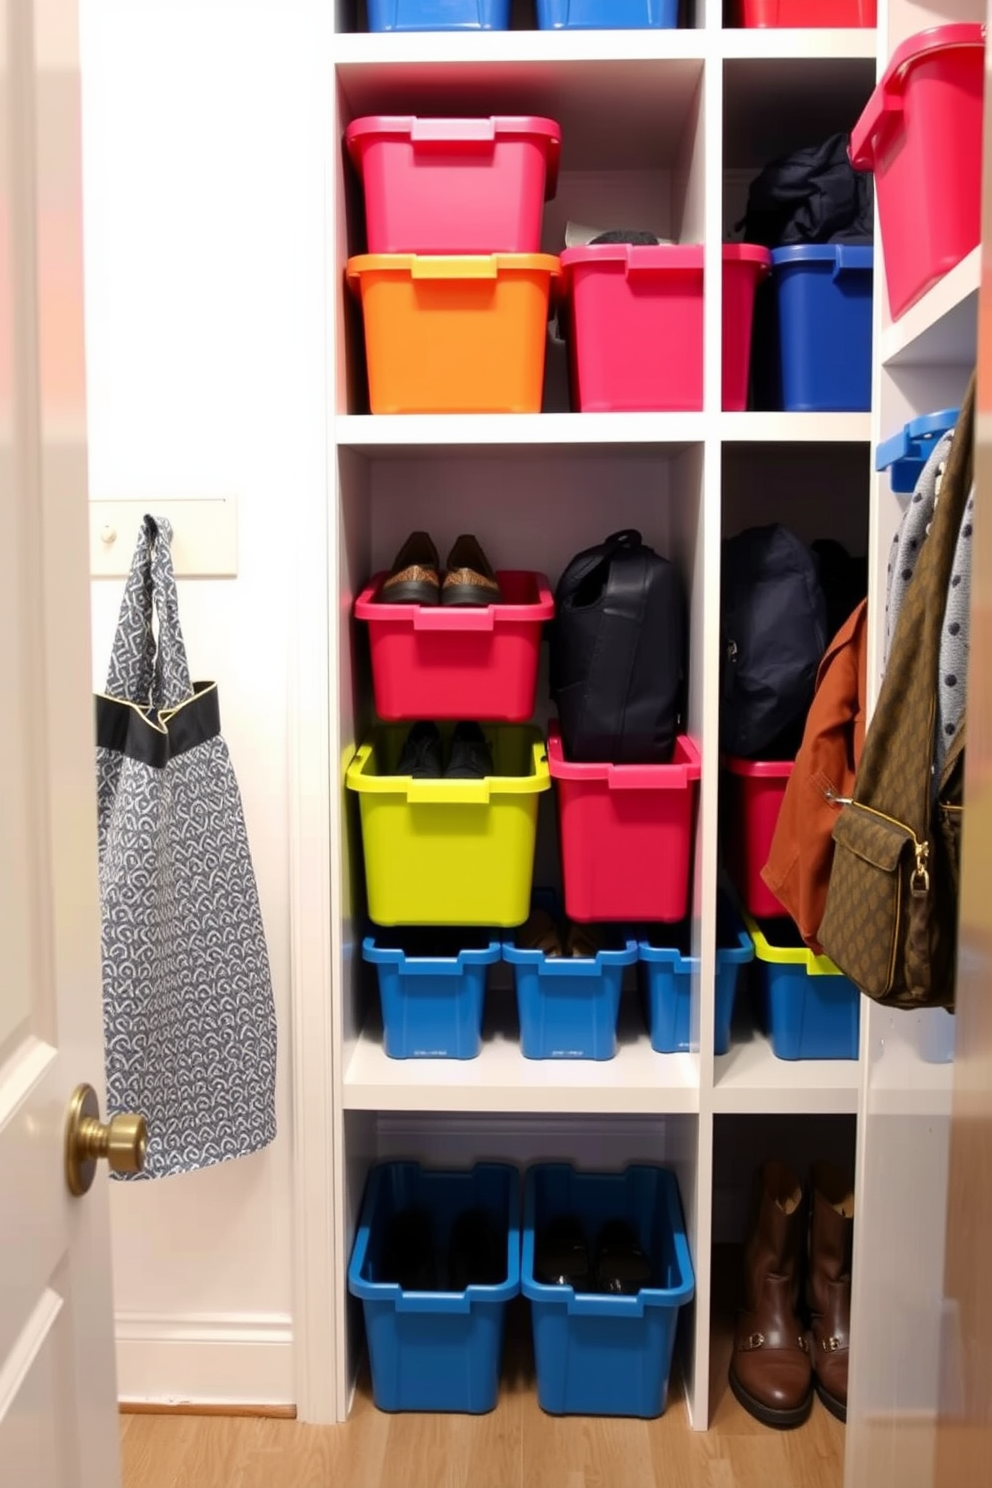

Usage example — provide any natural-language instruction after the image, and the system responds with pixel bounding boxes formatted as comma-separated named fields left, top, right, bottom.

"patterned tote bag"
left=96, top=516, right=277, bottom=1178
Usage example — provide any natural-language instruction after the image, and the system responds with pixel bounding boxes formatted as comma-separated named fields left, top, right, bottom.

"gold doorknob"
left=65, top=1083, right=148, bottom=1196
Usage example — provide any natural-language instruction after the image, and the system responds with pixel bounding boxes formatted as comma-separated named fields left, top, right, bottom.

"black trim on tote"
left=96, top=683, right=221, bottom=769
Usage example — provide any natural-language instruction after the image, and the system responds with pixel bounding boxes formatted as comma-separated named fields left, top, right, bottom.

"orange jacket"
left=761, top=600, right=868, bottom=954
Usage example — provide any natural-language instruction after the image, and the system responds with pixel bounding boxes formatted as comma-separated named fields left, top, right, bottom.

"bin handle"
left=406, top=778, right=492, bottom=805
left=411, top=117, right=497, bottom=145
left=831, top=245, right=872, bottom=280
left=410, top=256, right=499, bottom=281
left=413, top=605, right=496, bottom=632
left=607, top=763, right=694, bottom=790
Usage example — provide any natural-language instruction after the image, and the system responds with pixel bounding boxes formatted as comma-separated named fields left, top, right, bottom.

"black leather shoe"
left=594, top=1219, right=653, bottom=1295
left=378, top=531, right=440, bottom=605
left=442, top=535, right=502, bottom=606
left=396, top=721, right=443, bottom=778
left=535, top=1215, right=591, bottom=1290
left=445, top=722, right=494, bottom=779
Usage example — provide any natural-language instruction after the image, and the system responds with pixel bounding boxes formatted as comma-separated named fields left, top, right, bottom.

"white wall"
left=81, top=0, right=327, bottom=1405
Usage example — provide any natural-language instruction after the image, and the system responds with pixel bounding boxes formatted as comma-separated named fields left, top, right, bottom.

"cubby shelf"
left=719, top=27, right=878, bottom=61
left=880, top=245, right=980, bottom=369
left=719, top=411, right=872, bottom=442
left=712, top=1033, right=860, bottom=1116
left=343, top=1025, right=700, bottom=1115
left=334, top=411, right=706, bottom=451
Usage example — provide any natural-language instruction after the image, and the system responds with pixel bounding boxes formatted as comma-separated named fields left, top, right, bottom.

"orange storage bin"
left=346, top=253, right=560, bottom=414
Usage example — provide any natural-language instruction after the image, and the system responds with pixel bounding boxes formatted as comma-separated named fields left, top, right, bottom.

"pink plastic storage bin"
left=560, top=244, right=704, bottom=413
left=722, top=756, right=793, bottom=919
left=355, top=571, right=554, bottom=723
left=346, top=116, right=561, bottom=255
left=723, top=245, right=772, bottom=411
left=732, top=0, right=875, bottom=23
left=850, top=25, right=985, bottom=320
left=548, top=725, right=701, bottom=924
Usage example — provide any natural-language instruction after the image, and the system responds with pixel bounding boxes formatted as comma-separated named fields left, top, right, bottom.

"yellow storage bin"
left=346, top=726, right=551, bottom=927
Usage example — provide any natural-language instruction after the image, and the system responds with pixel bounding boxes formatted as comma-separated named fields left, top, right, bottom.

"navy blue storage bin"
left=876, top=408, right=960, bottom=493
left=770, top=245, right=873, bottom=412
left=522, top=1164, right=694, bottom=1417
left=638, top=901, right=753, bottom=1055
left=367, top=0, right=510, bottom=29
left=502, top=894, right=637, bottom=1060
left=348, top=1162, right=520, bottom=1413
left=747, top=914, right=861, bottom=1061
left=363, top=929, right=500, bottom=1059
left=536, top=0, right=678, bottom=25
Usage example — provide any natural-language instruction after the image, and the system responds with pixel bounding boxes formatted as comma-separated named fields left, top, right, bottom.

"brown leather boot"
left=729, top=1161, right=813, bottom=1428
left=807, top=1161, right=854, bottom=1423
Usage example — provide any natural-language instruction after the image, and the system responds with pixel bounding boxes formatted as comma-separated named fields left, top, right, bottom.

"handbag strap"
left=105, top=516, right=193, bottom=711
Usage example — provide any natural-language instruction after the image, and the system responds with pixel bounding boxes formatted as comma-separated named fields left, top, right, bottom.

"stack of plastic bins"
left=502, top=891, right=639, bottom=1061
left=745, top=913, right=860, bottom=1061
left=722, top=756, right=793, bottom=917
left=638, top=897, right=753, bottom=1055
left=521, top=1164, right=695, bottom=1417
left=547, top=724, right=701, bottom=924
left=344, top=115, right=562, bottom=413
left=769, top=245, right=874, bottom=412
left=348, top=1162, right=520, bottom=1413
left=850, top=26, right=985, bottom=319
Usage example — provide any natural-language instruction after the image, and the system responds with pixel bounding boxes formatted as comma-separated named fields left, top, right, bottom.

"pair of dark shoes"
left=379, top=1205, right=505, bottom=1292
left=377, top=532, right=502, bottom=607
left=396, top=721, right=494, bottom=780
left=517, top=906, right=605, bottom=960
left=535, top=1215, right=653, bottom=1296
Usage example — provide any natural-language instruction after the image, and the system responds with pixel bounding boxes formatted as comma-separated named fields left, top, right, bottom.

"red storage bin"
left=850, top=25, right=985, bottom=320
left=722, top=756, right=793, bottom=918
left=723, top=245, right=771, bottom=411
left=560, top=244, right=704, bottom=413
left=346, top=115, right=561, bottom=255
left=548, top=725, right=701, bottom=924
left=355, top=570, right=554, bottom=722
left=732, top=0, right=875, bottom=23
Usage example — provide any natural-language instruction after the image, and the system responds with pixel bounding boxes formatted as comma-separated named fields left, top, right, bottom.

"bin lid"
left=346, top=252, right=561, bottom=291
left=560, top=243, right=703, bottom=272
left=722, top=243, right=773, bottom=266
left=345, top=115, right=562, bottom=200
left=722, top=754, right=794, bottom=779
left=885, top=22, right=985, bottom=86
left=770, top=244, right=874, bottom=273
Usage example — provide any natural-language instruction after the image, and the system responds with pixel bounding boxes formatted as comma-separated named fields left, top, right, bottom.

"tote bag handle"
left=105, top=516, right=193, bottom=711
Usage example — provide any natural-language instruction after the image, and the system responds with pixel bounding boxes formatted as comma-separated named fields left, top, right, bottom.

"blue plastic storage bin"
left=522, top=1164, right=694, bottom=1418
left=638, top=900, right=753, bottom=1055
left=747, top=914, right=861, bottom=1061
left=366, top=0, right=510, bottom=29
left=363, top=929, right=501, bottom=1060
left=536, top=0, right=678, bottom=25
left=348, top=1162, right=521, bottom=1413
left=770, top=245, right=873, bottom=412
left=876, top=408, right=960, bottom=493
left=502, top=894, right=638, bottom=1060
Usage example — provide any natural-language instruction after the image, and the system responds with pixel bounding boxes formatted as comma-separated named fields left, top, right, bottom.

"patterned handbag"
left=96, top=517, right=277, bottom=1177
left=818, top=376, right=974, bottom=1011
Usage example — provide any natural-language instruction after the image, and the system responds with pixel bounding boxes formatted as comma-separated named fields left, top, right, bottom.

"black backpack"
left=720, top=525, right=828, bottom=761
left=736, top=133, right=874, bottom=249
left=551, top=530, right=684, bottom=765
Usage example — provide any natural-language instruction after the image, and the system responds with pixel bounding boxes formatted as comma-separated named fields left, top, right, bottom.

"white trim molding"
left=115, top=1313, right=294, bottom=1408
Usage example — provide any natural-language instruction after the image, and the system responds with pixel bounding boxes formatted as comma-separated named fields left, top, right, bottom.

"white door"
left=0, top=0, right=124, bottom=1482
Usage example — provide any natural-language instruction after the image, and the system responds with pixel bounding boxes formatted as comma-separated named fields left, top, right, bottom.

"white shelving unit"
left=320, top=0, right=981, bottom=1451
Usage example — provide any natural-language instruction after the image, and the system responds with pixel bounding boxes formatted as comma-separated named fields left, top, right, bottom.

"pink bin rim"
left=355, top=570, right=555, bottom=628
left=722, top=754, right=794, bottom=779
left=850, top=23, right=985, bottom=168
left=345, top=115, right=562, bottom=200
left=547, top=723, right=701, bottom=790
left=723, top=243, right=773, bottom=267
left=560, top=244, right=704, bottom=281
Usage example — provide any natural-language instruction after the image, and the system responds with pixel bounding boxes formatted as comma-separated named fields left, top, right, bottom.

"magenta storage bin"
left=723, top=244, right=771, bottom=411
left=722, top=756, right=793, bottom=919
left=850, top=25, right=985, bottom=320
left=355, top=570, right=554, bottom=723
left=346, top=115, right=561, bottom=256
left=548, top=724, right=701, bottom=924
left=560, top=244, right=704, bottom=413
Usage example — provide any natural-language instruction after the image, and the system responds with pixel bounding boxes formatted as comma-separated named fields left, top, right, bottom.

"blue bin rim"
left=362, top=934, right=502, bottom=969
left=348, top=1160, right=521, bottom=1312
left=638, top=900, right=753, bottom=968
left=876, top=408, right=959, bottom=473
left=520, top=1163, right=695, bottom=1318
left=770, top=244, right=874, bottom=271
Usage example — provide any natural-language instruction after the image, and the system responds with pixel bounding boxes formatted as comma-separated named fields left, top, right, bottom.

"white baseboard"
left=115, top=1312, right=294, bottom=1408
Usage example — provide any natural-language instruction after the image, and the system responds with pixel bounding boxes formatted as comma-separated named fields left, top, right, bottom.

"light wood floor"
left=121, top=1263, right=845, bottom=1488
